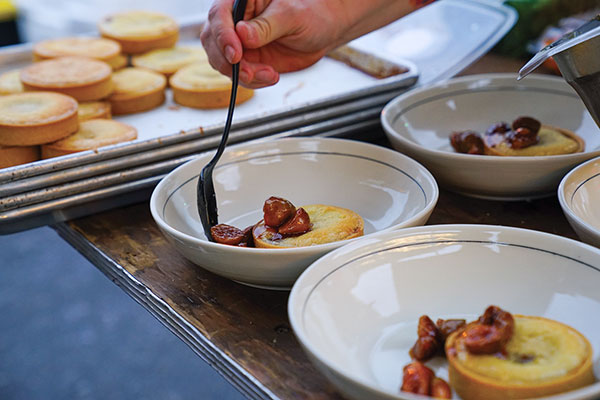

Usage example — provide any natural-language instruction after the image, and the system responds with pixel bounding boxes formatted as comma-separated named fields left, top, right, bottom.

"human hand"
left=201, top=0, right=422, bottom=88
left=201, top=0, right=350, bottom=88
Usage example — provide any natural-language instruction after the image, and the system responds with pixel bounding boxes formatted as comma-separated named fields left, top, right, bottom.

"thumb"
left=236, top=8, right=289, bottom=49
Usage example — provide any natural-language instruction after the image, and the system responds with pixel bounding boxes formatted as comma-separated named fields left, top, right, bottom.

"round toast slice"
left=0, top=92, right=78, bottom=146
left=42, top=118, right=137, bottom=158
left=253, top=204, right=364, bottom=248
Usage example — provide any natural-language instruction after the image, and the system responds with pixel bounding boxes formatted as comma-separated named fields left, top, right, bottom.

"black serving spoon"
left=197, top=0, right=248, bottom=241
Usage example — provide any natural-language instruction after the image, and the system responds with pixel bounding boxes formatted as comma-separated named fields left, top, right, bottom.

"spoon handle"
left=197, top=0, right=248, bottom=239
left=232, top=0, right=247, bottom=24
left=208, top=0, right=247, bottom=184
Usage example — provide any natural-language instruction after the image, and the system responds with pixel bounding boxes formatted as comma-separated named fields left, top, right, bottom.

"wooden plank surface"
left=54, top=54, right=576, bottom=399
left=55, top=171, right=578, bottom=400
left=56, top=201, right=346, bottom=400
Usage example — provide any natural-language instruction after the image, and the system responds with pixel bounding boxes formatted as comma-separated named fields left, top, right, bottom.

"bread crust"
left=131, top=46, right=207, bottom=77
left=0, top=145, right=40, bottom=168
left=170, top=62, right=253, bottom=109
left=98, top=11, right=179, bottom=54
left=106, top=54, right=128, bottom=71
left=77, top=101, right=112, bottom=121
left=104, top=32, right=178, bottom=55
left=108, top=67, right=166, bottom=115
left=20, top=57, right=114, bottom=101
left=42, top=118, right=137, bottom=158
left=252, top=204, right=364, bottom=248
left=33, top=37, right=121, bottom=63
left=446, top=315, right=595, bottom=400
left=0, top=92, right=78, bottom=146
left=0, top=69, right=24, bottom=95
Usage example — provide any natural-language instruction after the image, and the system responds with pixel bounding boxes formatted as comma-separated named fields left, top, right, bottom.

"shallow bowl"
left=289, top=224, right=600, bottom=399
left=559, top=156, right=600, bottom=248
left=149, top=137, right=438, bottom=289
left=381, top=73, right=600, bottom=200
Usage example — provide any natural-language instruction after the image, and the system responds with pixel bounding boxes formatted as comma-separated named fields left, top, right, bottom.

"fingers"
left=201, top=0, right=241, bottom=77
left=235, top=3, right=289, bottom=49
left=243, top=43, right=326, bottom=74
left=202, top=0, right=300, bottom=88
left=239, top=58, right=279, bottom=88
left=202, top=0, right=280, bottom=88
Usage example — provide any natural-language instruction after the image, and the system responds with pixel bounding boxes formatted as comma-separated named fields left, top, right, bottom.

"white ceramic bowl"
left=289, top=224, right=600, bottom=400
left=559, top=156, right=600, bottom=248
left=381, top=73, right=600, bottom=200
left=149, top=137, right=438, bottom=289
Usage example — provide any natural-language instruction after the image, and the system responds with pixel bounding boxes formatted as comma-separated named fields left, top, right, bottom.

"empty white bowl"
left=149, top=137, right=438, bottom=289
left=381, top=73, right=600, bottom=200
left=559, top=156, right=600, bottom=248
left=289, top=224, right=600, bottom=400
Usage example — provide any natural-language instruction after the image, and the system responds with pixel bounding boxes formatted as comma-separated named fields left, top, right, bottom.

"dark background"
left=0, top=227, right=244, bottom=400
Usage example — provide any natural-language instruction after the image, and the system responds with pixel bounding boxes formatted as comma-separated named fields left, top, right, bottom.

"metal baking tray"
left=0, top=30, right=418, bottom=184
left=0, top=93, right=392, bottom=206
left=0, top=22, right=419, bottom=233
left=0, top=0, right=517, bottom=234
left=1, top=110, right=383, bottom=233
left=0, top=71, right=416, bottom=191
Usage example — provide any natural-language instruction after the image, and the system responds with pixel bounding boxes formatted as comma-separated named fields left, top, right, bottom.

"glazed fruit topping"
left=450, top=116, right=543, bottom=153
left=409, top=316, right=466, bottom=361
left=401, top=362, right=451, bottom=399
left=463, top=305, right=514, bottom=355
left=263, top=196, right=296, bottom=227
left=210, top=224, right=254, bottom=246
left=277, top=207, right=311, bottom=236
left=209, top=196, right=311, bottom=245
left=449, top=130, right=485, bottom=154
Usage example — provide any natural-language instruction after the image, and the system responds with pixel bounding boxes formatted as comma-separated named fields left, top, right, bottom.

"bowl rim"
left=149, top=136, right=439, bottom=254
left=558, top=155, right=600, bottom=237
left=288, top=223, right=600, bottom=400
left=380, top=72, right=600, bottom=163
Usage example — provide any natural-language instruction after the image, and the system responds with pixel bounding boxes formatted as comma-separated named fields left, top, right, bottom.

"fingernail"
left=225, top=45, right=236, bottom=64
left=255, top=69, right=274, bottom=82
left=246, top=25, right=255, bottom=42
left=237, top=21, right=252, bottom=41
left=239, top=69, right=251, bottom=83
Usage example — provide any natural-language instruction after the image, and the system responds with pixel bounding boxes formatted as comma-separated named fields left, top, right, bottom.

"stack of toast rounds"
left=0, top=10, right=254, bottom=168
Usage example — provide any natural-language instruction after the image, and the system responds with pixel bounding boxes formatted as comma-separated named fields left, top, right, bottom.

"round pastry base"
left=0, top=145, right=40, bottom=168
left=446, top=315, right=596, bottom=400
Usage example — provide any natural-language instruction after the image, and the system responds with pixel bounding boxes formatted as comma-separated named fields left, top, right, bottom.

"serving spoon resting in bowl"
left=197, top=0, right=248, bottom=241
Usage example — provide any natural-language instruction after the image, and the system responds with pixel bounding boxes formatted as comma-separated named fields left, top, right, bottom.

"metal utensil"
left=519, top=14, right=600, bottom=129
left=197, top=0, right=247, bottom=241
left=518, top=14, right=600, bottom=80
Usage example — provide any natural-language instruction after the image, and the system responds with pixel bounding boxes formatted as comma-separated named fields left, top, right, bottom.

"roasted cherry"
left=436, top=318, right=466, bottom=342
left=486, top=122, right=510, bottom=136
left=278, top=208, right=311, bottom=236
left=512, top=116, right=541, bottom=135
left=401, top=362, right=434, bottom=395
left=210, top=224, right=245, bottom=245
left=507, top=127, right=539, bottom=149
left=263, top=196, right=296, bottom=227
left=450, top=131, right=485, bottom=155
left=410, top=315, right=441, bottom=361
left=431, top=377, right=452, bottom=399
left=237, top=225, right=255, bottom=247
left=464, top=305, right=514, bottom=354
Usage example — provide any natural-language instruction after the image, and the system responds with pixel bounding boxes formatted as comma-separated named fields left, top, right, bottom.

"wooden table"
left=53, top=55, right=578, bottom=399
